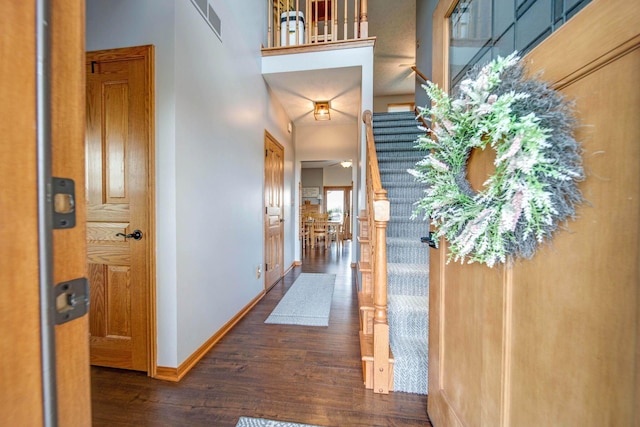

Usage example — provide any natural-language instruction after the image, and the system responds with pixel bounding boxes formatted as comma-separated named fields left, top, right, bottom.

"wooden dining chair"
left=311, top=219, right=330, bottom=249
left=300, top=215, right=311, bottom=249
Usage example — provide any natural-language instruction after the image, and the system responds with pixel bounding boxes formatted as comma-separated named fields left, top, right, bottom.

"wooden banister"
left=411, top=65, right=430, bottom=83
left=362, top=110, right=391, bottom=394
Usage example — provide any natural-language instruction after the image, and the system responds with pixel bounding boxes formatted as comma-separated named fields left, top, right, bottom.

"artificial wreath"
left=410, top=52, right=584, bottom=267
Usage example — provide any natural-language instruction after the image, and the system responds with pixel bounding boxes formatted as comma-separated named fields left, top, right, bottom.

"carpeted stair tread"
left=373, top=111, right=416, bottom=119
left=373, top=126, right=422, bottom=136
left=372, top=119, right=422, bottom=128
left=387, top=220, right=426, bottom=239
left=376, top=142, right=420, bottom=151
left=374, top=133, right=421, bottom=143
left=386, top=237, right=430, bottom=264
left=387, top=236, right=426, bottom=246
left=389, top=336, right=429, bottom=395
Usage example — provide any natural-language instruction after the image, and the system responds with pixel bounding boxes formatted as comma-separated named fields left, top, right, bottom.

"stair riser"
left=388, top=276, right=429, bottom=297
left=380, top=171, right=414, bottom=180
left=390, top=203, right=419, bottom=218
left=375, top=150, right=425, bottom=159
left=389, top=312, right=428, bottom=341
left=387, top=221, right=426, bottom=238
left=374, top=135, right=422, bottom=143
left=387, top=247, right=429, bottom=264
left=386, top=188, right=423, bottom=202
left=379, top=160, right=423, bottom=170
left=374, top=126, right=422, bottom=135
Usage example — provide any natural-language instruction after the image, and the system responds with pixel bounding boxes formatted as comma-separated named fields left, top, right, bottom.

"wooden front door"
left=264, top=131, right=285, bottom=290
left=86, top=46, right=155, bottom=372
left=0, top=1, right=91, bottom=425
left=428, top=1, right=639, bottom=426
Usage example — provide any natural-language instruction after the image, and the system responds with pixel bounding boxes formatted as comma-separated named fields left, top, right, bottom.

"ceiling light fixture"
left=313, top=101, right=331, bottom=121
left=341, top=160, right=352, bottom=168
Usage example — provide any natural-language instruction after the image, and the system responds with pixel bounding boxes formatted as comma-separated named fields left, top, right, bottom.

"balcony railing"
left=267, top=0, right=369, bottom=48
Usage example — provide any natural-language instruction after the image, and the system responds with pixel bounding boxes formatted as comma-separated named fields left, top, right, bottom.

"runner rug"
left=236, top=417, right=323, bottom=427
left=264, top=273, right=335, bottom=326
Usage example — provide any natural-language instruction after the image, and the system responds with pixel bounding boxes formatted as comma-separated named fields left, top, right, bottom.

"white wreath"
left=410, top=53, right=584, bottom=267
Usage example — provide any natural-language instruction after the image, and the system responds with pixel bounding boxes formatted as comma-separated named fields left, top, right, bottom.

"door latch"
left=52, top=177, right=76, bottom=229
left=55, top=278, right=89, bottom=325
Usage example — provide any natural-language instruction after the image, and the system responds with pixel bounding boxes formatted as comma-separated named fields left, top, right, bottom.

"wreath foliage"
left=410, top=52, right=584, bottom=267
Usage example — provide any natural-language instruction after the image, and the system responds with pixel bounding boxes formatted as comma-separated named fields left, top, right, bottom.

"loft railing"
left=267, top=0, right=369, bottom=48
left=361, top=110, right=391, bottom=393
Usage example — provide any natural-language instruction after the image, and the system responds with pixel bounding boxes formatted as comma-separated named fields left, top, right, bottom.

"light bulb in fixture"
left=313, top=101, right=331, bottom=121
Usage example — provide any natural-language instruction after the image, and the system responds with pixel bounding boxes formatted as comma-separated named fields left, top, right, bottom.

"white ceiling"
left=262, top=66, right=362, bottom=126
left=263, top=0, right=416, bottom=127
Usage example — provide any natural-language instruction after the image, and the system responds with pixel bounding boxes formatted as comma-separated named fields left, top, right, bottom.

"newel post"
left=359, top=0, right=368, bottom=38
left=372, top=189, right=390, bottom=393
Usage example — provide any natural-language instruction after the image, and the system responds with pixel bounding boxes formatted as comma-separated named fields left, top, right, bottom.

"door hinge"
left=55, top=278, right=89, bottom=325
left=52, top=177, right=76, bottom=229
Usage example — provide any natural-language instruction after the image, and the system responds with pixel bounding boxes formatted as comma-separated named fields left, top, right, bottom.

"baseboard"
left=153, top=290, right=266, bottom=382
left=293, top=260, right=302, bottom=267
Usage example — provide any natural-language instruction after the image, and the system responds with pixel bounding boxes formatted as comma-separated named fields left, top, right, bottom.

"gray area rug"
left=264, top=273, right=335, bottom=326
left=236, top=417, right=323, bottom=427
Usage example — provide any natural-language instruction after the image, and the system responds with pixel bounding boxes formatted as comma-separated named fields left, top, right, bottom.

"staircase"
left=358, top=111, right=429, bottom=395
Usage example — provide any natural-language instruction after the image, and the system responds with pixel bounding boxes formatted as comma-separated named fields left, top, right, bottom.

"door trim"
left=85, top=45, right=157, bottom=376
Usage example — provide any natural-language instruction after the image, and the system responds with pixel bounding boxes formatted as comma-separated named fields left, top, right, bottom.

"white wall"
left=373, top=94, right=416, bottom=112
left=86, top=0, right=294, bottom=368
left=323, top=165, right=353, bottom=186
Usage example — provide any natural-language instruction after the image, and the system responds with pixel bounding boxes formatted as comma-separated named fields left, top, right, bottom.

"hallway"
left=91, top=241, right=431, bottom=426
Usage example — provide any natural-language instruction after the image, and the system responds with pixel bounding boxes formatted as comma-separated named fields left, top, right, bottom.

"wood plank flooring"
left=91, top=241, right=431, bottom=426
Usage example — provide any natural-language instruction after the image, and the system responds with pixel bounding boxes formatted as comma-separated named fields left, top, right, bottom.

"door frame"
left=85, top=45, right=157, bottom=376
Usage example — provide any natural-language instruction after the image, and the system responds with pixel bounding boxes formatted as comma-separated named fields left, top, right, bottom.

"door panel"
left=86, top=46, right=153, bottom=372
left=428, top=0, right=639, bottom=425
left=265, top=132, right=285, bottom=289
left=1, top=1, right=91, bottom=425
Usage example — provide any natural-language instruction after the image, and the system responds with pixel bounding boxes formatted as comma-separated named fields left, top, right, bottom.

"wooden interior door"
left=428, top=1, right=639, bottom=426
left=86, top=46, right=155, bottom=372
left=264, top=131, right=285, bottom=290
left=1, top=1, right=91, bottom=425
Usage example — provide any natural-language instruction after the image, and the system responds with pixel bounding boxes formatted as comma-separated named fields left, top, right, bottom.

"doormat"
left=236, top=417, right=324, bottom=427
left=264, top=273, right=335, bottom=326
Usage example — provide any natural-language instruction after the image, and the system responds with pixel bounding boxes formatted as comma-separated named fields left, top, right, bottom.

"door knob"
left=116, top=229, right=143, bottom=240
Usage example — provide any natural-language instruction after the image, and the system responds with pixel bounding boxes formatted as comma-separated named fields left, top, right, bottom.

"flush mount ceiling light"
left=313, top=101, right=331, bottom=121
left=341, top=160, right=352, bottom=168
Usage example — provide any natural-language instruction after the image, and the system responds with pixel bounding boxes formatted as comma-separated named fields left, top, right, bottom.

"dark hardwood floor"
left=91, top=241, right=431, bottom=426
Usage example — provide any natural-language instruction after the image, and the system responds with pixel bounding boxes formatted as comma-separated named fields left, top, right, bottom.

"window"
left=449, top=0, right=592, bottom=88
